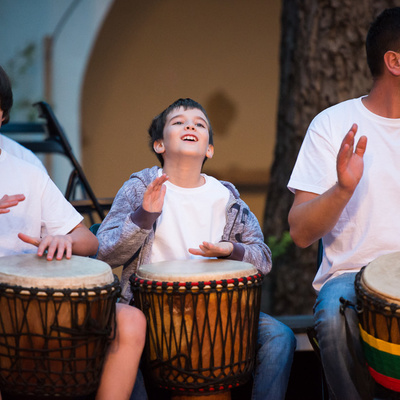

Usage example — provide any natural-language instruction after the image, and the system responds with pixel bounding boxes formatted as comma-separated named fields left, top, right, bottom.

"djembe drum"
left=0, top=254, right=120, bottom=399
left=130, top=259, right=263, bottom=399
left=355, top=252, right=400, bottom=392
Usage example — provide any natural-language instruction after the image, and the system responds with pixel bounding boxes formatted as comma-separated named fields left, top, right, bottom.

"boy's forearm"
left=130, top=206, right=160, bottom=230
left=237, top=219, right=272, bottom=275
left=97, top=216, right=151, bottom=267
left=221, top=242, right=245, bottom=261
left=241, top=242, right=272, bottom=275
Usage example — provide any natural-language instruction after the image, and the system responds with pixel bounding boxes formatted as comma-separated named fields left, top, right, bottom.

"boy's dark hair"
left=0, top=66, right=13, bottom=125
left=148, top=98, right=214, bottom=166
left=366, top=7, right=400, bottom=78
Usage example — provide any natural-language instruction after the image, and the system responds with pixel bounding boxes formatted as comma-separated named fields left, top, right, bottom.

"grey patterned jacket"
left=96, top=166, right=272, bottom=303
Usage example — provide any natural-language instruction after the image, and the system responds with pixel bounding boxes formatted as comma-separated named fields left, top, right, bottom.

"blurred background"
left=0, top=0, right=279, bottom=224
left=2, top=1, right=396, bottom=397
left=0, top=0, right=394, bottom=321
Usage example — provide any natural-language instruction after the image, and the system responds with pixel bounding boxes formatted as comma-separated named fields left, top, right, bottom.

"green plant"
left=267, top=231, right=293, bottom=262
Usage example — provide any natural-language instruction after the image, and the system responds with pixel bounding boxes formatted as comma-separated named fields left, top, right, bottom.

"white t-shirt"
left=0, top=134, right=46, bottom=172
left=288, top=97, right=400, bottom=291
left=0, top=149, right=82, bottom=257
left=150, top=172, right=230, bottom=263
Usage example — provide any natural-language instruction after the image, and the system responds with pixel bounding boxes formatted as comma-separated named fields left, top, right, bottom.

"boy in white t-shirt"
left=97, top=98, right=296, bottom=400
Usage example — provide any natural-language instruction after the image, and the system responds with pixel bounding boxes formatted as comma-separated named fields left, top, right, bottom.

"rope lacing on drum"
left=130, top=272, right=263, bottom=394
left=0, top=275, right=120, bottom=398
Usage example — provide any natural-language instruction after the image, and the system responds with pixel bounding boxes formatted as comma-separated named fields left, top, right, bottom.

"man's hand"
left=0, top=194, right=25, bottom=214
left=337, top=123, right=367, bottom=195
left=18, top=233, right=73, bottom=260
left=142, top=174, right=168, bottom=213
left=189, top=241, right=234, bottom=258
left=288, top=123, right=368, bottom=248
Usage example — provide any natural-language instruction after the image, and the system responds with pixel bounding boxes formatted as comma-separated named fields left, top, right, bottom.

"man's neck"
left=362, top=77, right=400, bottom=118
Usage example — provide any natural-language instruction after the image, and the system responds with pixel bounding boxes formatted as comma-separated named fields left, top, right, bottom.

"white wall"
left=0, top=0, right=113, bottom=190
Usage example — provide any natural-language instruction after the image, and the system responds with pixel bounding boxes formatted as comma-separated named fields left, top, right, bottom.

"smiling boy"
left=97, top=98, right=296, bottom=400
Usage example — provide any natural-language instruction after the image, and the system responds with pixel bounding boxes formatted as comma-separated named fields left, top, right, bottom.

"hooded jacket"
left=97, top=166, right=271, bottom=303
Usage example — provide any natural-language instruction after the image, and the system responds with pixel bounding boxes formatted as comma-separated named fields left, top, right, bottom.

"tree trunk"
left=263, top=0, right=397, bottom=316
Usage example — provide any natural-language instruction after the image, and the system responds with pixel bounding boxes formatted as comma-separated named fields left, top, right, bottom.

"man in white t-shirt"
left=0, top=147, right=146, bottom=400
left=0, top=67, right=146, bottom=400
left=288, top=8, right=400, bottom=400
left=0, top=65, right=46, bottom=172
left=0, top=148, right=96, bottom=258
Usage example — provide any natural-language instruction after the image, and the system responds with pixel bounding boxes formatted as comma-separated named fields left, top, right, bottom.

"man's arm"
left=0, top=194, right=25, bottom=214
left=288, top=124, right=367, bottom=248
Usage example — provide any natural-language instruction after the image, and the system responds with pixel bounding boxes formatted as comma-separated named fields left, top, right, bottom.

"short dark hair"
left=148, top=98, right=214, bottom=166
left=366, top=7, right=400, bottom=78
left=0, top=66, right=13, bottom=125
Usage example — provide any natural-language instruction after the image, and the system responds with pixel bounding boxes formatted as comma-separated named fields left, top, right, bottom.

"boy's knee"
left=116, top=304, right=147, bottom=347
left=279, top=324, right=296, bottom=353
left=258, top=316, right=296, bottom=349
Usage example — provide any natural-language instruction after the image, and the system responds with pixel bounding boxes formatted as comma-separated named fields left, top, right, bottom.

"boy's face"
left=154, top=107, right=214, bottom=163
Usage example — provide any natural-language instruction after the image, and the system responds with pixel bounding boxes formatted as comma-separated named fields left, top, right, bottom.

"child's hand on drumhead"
left=188, top=241, right=234, bottom=258
left=142, top=174, right=168, bottom=213
left=18, top=233, right=73, bottom=261
left=0, top=194, right=25, bottom=214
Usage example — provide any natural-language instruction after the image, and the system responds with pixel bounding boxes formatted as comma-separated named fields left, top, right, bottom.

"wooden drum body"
left=355, top=252, right=400, bottom=392
left=0, top=254, right=120, bottom=399
left=130, top=259, right=263, bottom=398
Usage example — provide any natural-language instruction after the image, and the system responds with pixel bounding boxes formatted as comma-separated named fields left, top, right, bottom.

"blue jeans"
left=130, top=367, right=147, bottom=400
left=314, top=273, right=375, bottom=400
left=252, top=312, right=296, bottom=400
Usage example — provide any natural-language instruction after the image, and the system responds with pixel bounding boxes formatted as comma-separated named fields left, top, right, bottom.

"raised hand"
left=142, top=174, right=169, bottom=213
left=18, top=232, right=73, bottom=260
left=337, top=124, right=367, bottom=195
left=188, top=241, right=234, bottom=258
left=0, top=194, right=25, bottom=214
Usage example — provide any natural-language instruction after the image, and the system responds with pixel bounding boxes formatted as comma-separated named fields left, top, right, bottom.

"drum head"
left=0, top=254, right=113, bottom=289
left=362, top=252, right=400, bottom=303
left=136, top=259, right=257, bottom=282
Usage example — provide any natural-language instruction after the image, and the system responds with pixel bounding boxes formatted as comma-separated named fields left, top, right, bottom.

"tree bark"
left=263, top=0, right=398, bottom=315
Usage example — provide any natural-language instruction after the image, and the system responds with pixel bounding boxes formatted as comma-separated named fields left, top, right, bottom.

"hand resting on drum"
left=17, top=223, right=99, bottom=261
left=0, top=194, right=25, bottom=214
left=189, top=241, right=234, bottom=258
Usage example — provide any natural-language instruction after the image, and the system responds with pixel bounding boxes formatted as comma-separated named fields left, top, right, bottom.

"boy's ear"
left=153, top=140, right=165, bottom=154
left=206, top=144, right=214, bottom=159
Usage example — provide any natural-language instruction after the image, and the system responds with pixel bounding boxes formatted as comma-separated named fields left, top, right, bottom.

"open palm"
left=337, top=124, right=367, bottom=194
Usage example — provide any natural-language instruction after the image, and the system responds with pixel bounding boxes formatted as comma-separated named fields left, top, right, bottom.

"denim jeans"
left=314, top=272, right=375, bottom=400
left=130, top=367, right=147, bottom=400
left=251, top=312, right=296, bottom=400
